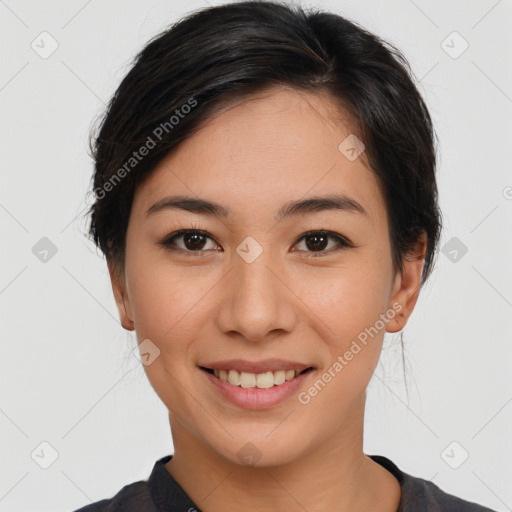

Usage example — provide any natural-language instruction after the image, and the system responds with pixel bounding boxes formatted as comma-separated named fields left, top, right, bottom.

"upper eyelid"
left=161, top=229, right=352, bottom=251
left=162, top=229, right=219, bottom=250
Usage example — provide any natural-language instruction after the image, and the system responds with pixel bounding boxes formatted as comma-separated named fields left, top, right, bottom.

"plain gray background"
left=1, top=0, right=511, bottom=510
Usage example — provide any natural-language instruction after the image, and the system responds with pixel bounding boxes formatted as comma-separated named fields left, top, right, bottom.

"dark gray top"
left=72, top=454, right=497, bottom=511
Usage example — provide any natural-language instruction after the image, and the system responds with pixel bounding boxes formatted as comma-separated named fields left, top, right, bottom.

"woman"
left=75, top=1, right=496, bottom=510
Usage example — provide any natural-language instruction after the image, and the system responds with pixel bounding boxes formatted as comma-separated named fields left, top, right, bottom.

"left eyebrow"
left=276, top=194, right=368, bottom=221
left=145, top=193, right=368, bottom=220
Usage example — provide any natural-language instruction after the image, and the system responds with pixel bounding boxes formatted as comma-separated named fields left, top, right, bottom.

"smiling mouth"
left=200, top=367, right=314, bottom=389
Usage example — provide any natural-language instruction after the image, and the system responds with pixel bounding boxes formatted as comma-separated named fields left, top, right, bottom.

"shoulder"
left=70, top=454, right=199, bottom=512
left=401, top=473, right=496, bottom=511
left=369, top=455, right=497, bottom=512
left=71, top=480, right=157, bottom=512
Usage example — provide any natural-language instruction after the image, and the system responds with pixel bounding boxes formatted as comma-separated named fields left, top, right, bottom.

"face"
left=109, top=86, right=424, bottom=467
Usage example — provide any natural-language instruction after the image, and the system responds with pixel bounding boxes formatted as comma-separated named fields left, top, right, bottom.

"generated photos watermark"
left=297, top=301, right=403, bottom=405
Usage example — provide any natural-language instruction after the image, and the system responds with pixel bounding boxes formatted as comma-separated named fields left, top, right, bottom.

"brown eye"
left=293, top=230, right=353, bottom=257
left=304, top=233, right=329, bottom=251
left=159, top=229, right=353, bottom=257
left=160, top=230, right=219, bottom=253
left=181, top=232, right=208, bottom=250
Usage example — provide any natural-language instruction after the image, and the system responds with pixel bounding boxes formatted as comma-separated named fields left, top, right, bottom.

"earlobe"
left=107, top=259, right=135, bottom=331
left=386, top=232, right=427, bottom=333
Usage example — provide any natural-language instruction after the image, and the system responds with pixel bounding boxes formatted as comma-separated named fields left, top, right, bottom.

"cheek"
left=127, top=256, right=213, bottom=342
left=296, top=257, right=391, bottom=350
left=126, top=263, right=209, bottom=409
left=295, top=267, right=389, bottom=429
left=293, top=260, right=391, bottom=418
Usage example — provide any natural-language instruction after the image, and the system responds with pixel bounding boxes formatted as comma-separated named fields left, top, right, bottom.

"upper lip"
left=199, top=359, right=313, bottom=374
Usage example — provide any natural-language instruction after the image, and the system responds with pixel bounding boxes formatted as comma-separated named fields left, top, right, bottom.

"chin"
left=210, top=430, right=307, bottom=469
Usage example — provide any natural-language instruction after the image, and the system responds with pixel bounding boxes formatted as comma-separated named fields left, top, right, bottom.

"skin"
left=108, top=86, right=427, bottom=512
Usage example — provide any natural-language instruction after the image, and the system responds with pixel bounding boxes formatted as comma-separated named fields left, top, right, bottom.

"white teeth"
left=227, top=369, right=240, bottom=386
left=273, top=370, right=286, bottom=385
left=239, top=371, right=256, bottom=388
left=210, top=368, right=308, bottom=388
left=256, top=372, right=274, bottom=389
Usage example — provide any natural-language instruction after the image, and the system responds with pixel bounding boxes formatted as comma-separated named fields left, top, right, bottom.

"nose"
left=215, top=247, right=298, bottom=342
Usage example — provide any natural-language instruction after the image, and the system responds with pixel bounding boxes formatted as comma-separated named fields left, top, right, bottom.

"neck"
left=165, top=396, right=401, bottom=512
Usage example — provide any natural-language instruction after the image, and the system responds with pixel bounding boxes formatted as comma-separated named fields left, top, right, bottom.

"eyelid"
left=292, top=230, right=354, bottom=258
left=295, top=229, right=353, bottom=247
left=158, top=228, right=354, bottom=256
left=160, top=228, right=220, bottom=254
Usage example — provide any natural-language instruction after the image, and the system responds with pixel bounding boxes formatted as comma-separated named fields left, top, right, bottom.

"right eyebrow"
left=145, top=193, right=368, bottom=220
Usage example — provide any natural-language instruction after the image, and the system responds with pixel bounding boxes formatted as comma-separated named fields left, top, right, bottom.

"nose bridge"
left=218, top=242, right=296, bottom=341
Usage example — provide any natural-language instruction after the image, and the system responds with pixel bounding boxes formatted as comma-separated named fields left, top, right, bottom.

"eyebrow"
left=145, top=193, right=368, bottom=221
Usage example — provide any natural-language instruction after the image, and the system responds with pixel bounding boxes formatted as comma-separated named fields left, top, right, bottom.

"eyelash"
left=158, top=226, right=354, bottom=258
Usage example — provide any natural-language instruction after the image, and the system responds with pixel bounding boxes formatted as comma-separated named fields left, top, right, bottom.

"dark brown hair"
left=86, top=0, right=442, bottom=287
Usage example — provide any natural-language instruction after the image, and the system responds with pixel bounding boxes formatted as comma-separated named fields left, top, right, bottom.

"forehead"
left=132, top=87, right=386, bottom=227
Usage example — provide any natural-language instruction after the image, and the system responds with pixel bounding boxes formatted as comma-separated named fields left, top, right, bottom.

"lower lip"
left=201, top=368, right=313, bottom=410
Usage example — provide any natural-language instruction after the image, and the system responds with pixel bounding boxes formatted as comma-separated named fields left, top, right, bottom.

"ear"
left=386, top=231, right=427, bottom=333
left=107, top=259, right=135, bottom=331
